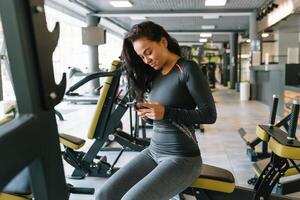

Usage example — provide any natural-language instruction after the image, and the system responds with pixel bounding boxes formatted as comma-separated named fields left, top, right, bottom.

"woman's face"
left=133, top=37, right=168, bottom=70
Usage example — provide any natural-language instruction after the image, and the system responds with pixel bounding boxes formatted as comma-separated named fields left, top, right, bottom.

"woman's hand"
left=136, top=102, right=165, bottom=120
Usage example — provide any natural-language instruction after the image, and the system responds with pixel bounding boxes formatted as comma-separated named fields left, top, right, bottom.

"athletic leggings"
left=96, top=148, right=202, bottom=200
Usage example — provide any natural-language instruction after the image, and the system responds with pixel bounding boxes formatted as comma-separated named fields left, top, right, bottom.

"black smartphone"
left=126, top=101, right=136, bottom=107
left=126, top=101, right=148, bottom=109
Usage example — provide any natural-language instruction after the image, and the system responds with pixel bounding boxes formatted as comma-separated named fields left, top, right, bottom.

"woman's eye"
left=145, top=50, right=152, bottom=56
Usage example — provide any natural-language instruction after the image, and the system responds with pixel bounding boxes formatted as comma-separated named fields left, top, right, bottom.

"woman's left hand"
left=139, top=102, right=165, bottom=120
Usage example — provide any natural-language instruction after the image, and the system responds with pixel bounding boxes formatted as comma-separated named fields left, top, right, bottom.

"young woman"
left=96, top=21, right=217, bottom=200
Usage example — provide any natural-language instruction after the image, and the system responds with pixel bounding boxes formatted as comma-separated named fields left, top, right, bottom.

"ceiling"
left=46, top=0, right=268, bottom=44
left=271, top=13, right=300, bottom=33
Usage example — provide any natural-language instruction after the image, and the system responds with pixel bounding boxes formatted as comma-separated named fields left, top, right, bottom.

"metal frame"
left=0, top=50, right=2, bottom=101
left=0, top=0, right=67, bottom=199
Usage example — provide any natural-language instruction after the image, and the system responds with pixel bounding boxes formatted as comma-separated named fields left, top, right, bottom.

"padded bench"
left=60, top=133, right=85, bottom=150
left=192, top=164, right=235, bottom=193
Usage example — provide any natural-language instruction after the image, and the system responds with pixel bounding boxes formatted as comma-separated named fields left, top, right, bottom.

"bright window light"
left=261, top=33, right=269, bottom=38
left=205, top=0, right=227, bottom=6
left=200, top=33, right=212, bottom=37
left=199, top=38, right=208, bottom=43
left=201, top=25, right=215, bottom=29
left=130, top=16, right=146, bottom=20
left=203, top=15, right=220, bottom=19
left=246, top=39, right=251, bottom=43
left=110, top=1, right=133, bottom=7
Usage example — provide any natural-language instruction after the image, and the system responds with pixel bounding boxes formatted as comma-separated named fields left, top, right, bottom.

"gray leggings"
left=96, top=148, right=202, bottom=200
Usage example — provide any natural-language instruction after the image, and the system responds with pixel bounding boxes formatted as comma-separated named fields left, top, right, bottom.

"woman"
left=96, top=21, right=216, bottom=200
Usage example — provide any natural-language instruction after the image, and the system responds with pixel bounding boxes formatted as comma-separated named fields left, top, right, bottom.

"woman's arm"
left=164, top=61, right=217, bottom=125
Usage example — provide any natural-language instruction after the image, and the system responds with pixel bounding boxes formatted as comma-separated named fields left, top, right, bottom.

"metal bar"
left=0, top=54, right=2, bottom=101
left=0, top=0, right=68, bottom=199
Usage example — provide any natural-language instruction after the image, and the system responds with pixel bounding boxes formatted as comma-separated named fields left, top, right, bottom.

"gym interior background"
left=1, top=0, right=300, bottom=200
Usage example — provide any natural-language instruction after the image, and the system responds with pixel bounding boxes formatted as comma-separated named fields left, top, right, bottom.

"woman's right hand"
left=135, top=103, right=151, bottom=120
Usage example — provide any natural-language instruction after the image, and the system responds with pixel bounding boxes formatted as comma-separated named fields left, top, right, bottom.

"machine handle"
left=269, top=94, right=279, bottom=128
left=287, top=100, right=300, bottom=143
left=66, top=70, right=119, bottom=94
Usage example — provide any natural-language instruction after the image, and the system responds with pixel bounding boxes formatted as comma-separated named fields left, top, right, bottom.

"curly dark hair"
left=122, top=21, right=181, bottom=101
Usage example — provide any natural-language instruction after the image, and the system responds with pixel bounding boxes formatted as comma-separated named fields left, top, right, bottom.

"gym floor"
left=3, top=85, right=299, bottom=199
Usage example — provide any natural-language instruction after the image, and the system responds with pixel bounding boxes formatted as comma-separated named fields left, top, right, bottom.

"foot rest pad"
left=191, top=164, right=235, bottom=193
left=59, top=133, right=85, bottom=150
left=238, top=128, right=253, bottom=145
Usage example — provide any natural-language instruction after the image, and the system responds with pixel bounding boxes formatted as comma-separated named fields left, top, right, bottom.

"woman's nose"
left=144, top=57, right=152, bottom=64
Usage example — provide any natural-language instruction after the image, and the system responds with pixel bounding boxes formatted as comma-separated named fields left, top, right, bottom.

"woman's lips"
left=150, top=62, right=156, bottom=67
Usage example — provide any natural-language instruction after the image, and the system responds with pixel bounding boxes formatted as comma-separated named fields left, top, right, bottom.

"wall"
left=278, top=32, right=299, bottom=64
left=262, top=42, right=277, bottom=63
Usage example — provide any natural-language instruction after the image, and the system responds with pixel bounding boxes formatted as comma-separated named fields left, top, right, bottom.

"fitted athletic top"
left=148, top=58, right=217, bottom=156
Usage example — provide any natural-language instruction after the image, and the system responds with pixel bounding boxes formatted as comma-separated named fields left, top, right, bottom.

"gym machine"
left=0, top=0, right=93, bottom=199
left=239, top=95, right=290, bottom=161
left=249, top=96, right=300, bottom=195
left=60, top=60, right=150, bottom=179
left=181, top=100, right=300, bottom=200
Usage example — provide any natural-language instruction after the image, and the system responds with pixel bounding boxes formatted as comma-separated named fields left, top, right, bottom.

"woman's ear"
left=160, top=37, right=168, bottom=48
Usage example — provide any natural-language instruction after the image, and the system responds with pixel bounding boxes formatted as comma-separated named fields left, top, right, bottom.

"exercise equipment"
left=180, top=100, right=300, bottom=200
left=60, top=60, right=150, bottom=179
left=64, top=66, right=101, bottom=104
left=0, top=106, right=95, bottom=199
left=0, top=39, right=65, bottom=122
left=0, top=0, right=96, bottom=198
left=246, top=96, right=300, bottom=195
left=0, top=104, right=16, bottom=124
left=103, top=108, right=151, bottom=151
left=0, top=167, right=95, bottom=200
left=239, top=95, right=290, bottom=161
left=207, top=62, right=217, bottom=89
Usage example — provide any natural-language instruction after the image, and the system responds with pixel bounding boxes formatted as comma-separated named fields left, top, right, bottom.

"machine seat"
left=4, top=104, right=16, bottom=115
left=59, top=133, right=86, bottom=150
left=256, top=125, right=270, bottom=142
left=191, top=164, right=235, bottom=193
left=0, top=116, right=14, bottom=125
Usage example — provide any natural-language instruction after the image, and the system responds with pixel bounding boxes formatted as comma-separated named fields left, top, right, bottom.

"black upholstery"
left=60, top=133, right=85, bottom=147
left=200, top=164, right=235, bottom=183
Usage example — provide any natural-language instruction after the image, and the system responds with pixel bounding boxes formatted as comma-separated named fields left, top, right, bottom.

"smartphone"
left=126, top=101, right=148, bottom=109
left=126, top=101, right=136, bottom=107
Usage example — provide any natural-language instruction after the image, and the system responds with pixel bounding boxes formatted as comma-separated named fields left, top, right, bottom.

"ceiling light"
left=261, top=33, right=269, bottom=38
left=201, top=25, right=215, bottom=29
left=130, top=16, right=146, bottom=20
left=110, top=1, right=133, bottom=7
left=205, top=0, right=227, bottom=6
left=200, top=33, right=212, bottom=37
left=199, top=38, right=208, bottom=43
left=203, top=15, right=220, bottom=19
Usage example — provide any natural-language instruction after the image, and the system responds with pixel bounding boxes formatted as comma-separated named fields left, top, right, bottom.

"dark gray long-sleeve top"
left=148, top=58, right=217, bottom=156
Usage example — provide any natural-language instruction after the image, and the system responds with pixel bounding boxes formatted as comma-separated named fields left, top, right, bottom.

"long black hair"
left=122, top=21, right=181, bottom=101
